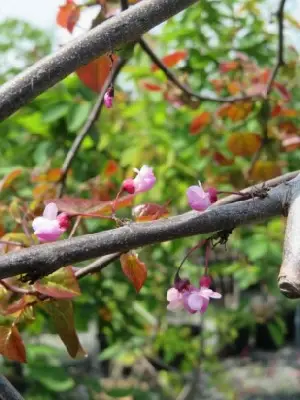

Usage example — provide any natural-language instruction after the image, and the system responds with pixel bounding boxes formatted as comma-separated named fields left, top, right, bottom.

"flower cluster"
left=167, top=276, right=221, bottom=314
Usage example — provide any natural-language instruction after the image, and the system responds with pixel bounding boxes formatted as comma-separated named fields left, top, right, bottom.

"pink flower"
left=104, top=87, right=114, bottom=108
left=122, top=165, right=156, bottom=194
left=167, top=276, right=221, bottom=314
left=187, top=181, right=217, bottom=211
left=32, top=203, right=69, bottom=242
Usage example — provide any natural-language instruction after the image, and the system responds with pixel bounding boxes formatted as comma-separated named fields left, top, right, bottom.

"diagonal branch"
left=139, top=38, right=259, bottom=104
left=57, top=58, right=126, bottom=197
left=0, top=177, right=297, bottom=280
left=0, top=375, right=24, bottom=400
left=0, top=0, right=198, bottom=121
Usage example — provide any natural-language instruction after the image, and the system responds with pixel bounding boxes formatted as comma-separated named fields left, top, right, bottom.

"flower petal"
left=167, top=287, right=181, bottom=302
left=43, top=203, right=58, bottom=220
left=187, top=292, right=204, bottom=311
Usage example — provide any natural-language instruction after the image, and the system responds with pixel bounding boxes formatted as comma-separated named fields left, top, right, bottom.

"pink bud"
left=32, top=203, right=68, bottom=243
left=199, top=275, right=212, bottom=288
left=122, top=178, right=135, bottom=194
left=132, top=165, right=156, bottom=193
left=207, top=187, right=218, bottom=203
left=104, top=87, right=114, bottom=109
left=57, top=212, right=70, bottom=230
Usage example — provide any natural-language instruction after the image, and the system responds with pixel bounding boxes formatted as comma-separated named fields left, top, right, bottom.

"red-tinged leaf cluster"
left=56, top=0, right=80, bottom=33
left=132, top=202, right=169, bottom=222
left=227, top=133, right=261, bottom=157
left=219, top=60, right=240, bottom=73
left=120, top=253, right=147, bottom=292
left=217, top=102, right=253, bottom=121
left=34, top=267, right=81, bottom=299
left=151, top=50, right=188, bottom=72
left=0, top=326, right=26, bottom=363
left=213, top=152, right=234, bottom=166
left=76, top=54, right=118, bottom=93
left=42, top=299, right=86, bottom=358
left=103, top=160, right=119, bottom=177
left=189, top=112, right=211, bottom=135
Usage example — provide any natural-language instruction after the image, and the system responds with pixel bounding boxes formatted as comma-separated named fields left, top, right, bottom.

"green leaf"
left=67, top=101, right=91, bottom=132
left=43, top=102, right=69, bottom=123
left=29, top=364, right=75, bottom=392
left=42, top=300, right=86, bottom=359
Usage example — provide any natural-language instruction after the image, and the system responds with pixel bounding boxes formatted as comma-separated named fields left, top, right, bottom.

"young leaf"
left=34, top=267, right=81, bottom=299
left=189, top=112, right=211, bottom=135
left=151, top=50, right=188, bottom=71
left=0, top=325, right=26, bottom=363
left=141, top=82, right=162, bottom=92
left=56, top=0, right=80, bottom=33
left=120, top=253, right=147, bottom=292
left=132, top=203, right=169, bottom=222
left=76, top=54, right=117, bottom=93
left=5, top=295, right=37, bottom=316
left=42, top=299, right=86, bottom=359
left=227, top=133, right=261, bottom=156
left=217, top=102, right=252, bottom=121
left=0, top=169, right=22, bottom=192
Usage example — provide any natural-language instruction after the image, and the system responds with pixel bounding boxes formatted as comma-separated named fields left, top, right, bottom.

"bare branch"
left=0, top=178, right=295, bottom=280
left=0, top=0, right=198, bottom=121
left=139, top=38, right=259, bottom=104
left=57, top=59, right=126, bottom=196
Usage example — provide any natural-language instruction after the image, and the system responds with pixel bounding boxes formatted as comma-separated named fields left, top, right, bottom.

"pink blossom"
left=32, top=203, right=69, bottom=242
left=187, top=181, right=217, bottom=211
left=167, top=276, right=221, bottom=314
left=104, top=87, right=114, bottom=108
left=122, top=165, right=156, bottom=194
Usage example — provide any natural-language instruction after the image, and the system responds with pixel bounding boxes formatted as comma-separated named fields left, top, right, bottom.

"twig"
left=75, top=253, right=121, bottom=279
left=58, top=59, right=126, bottom=197
left=0, top=240, right=26, bottom=248
left=247, top=0, right=287, bottom=179
left=0, top=0, right=198, bottom=121
left=68, top=216, right=82, bottom=238
left=265, top=0, right=286, bottom=96
left=0, top=279, right=36, bottom=295
left=0, top=175, right=296, bottom=280
left=0, top=375, right=25, bottom=400
left=139, top=38, right=260, bottom=104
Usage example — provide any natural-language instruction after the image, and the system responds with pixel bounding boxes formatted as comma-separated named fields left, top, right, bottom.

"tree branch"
left=139, top=38, right=259, bottom=104
left=57, top=58, right=126, bottom=197
left=0, top=178, right=296, bottom=280
left=0, top=0, right=198, bottom=121
left=0, top=375, right=24, bottom=400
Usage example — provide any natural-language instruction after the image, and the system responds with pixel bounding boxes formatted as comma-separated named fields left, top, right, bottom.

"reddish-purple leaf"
left=0, top=325, right=26, bottom=363
left=120, top=253, right=147, bottom=292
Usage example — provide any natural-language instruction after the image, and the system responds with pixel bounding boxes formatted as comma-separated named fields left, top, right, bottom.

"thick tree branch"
left=0, top=0, right=198, bottom=121
left=0, top=375, right=24, bottom=400
left=279, top=176, right=300, bottom=298
left=139, top=38, right=259, bottom=104
left=0, top=178, right=296, bottom=280
left=57, top=58, right=126, bottom=197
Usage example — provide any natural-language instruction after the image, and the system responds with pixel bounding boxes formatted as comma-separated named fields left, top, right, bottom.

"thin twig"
left=265, top=0, right=286, bottom=95
left=0, top=279, right=35, bottom=295
left=58, top=58, right=126, bottom=197
left=139, top=38, right=260, bottom=104
left=0, top=240, right=26, bottom=248
left=75, top=253, right=121, bottom=279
